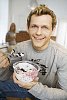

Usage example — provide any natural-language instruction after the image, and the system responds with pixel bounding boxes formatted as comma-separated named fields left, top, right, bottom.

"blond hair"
left=27, top=5, right=57, bottom=30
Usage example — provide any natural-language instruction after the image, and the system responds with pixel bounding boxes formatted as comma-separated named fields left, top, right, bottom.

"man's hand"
left=13, top=72, right=38, bottom=89
left=0, top=51, right=10, bottom=68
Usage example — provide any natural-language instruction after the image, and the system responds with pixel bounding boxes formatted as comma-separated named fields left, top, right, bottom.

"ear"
left=51, top=27, right=56, bottom=36
left=26, top=26, right=29, bottom=33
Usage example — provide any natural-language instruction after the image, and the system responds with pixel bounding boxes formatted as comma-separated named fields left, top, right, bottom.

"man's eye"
left=31, top=25, right=37, bottom=28
left=42, top=26, right=48, bottom=30
left=32, top=26, right=36, bottom=28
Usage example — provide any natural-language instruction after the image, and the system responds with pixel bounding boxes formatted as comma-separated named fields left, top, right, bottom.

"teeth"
left=35, top=37, right=44, bottom=40
left=36, top=38, right=40, bottom=40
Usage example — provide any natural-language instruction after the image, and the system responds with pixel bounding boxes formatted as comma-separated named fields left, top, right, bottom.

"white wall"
left=9, top=0, right=30, bottom=32
left=38, top=0, right=67, bottom=19
left=0, top=0, right=9, bottom=43
left=9, top=0, right=67, bottom=32
left=56, top=19, right=67, bottom=48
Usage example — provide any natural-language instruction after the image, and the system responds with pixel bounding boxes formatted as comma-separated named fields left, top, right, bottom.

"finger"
left=13, top=73, right=37, bottom=89
left=34, top=77, right=39, bottom=81
left=0, top=51, right=3, bottom=56
left=0, top=57, right=9, bottom=68
left=13, top=72, right=21, bottom=85
left=0, top=50, right=10, bottom=68
left=0, top=52, right=8, bottom=63
left=21, top=81, right=37, bottom=89
left=13, top=73, right=18, bottom=83
left=0, top=54, right=6, bottom=62
left=0, top=51, right=7, bottom=58
left=13, top=74, right=26, bottom=87
left=3, top=59, right=10, bottom=68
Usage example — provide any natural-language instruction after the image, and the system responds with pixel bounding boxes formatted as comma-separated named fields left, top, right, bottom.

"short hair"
left=27, top=5, right=57, bottom=30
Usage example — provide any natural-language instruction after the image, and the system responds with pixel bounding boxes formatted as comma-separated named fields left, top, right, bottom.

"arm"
left=0, top=42, right=24, bottom=81
left=13, top=53, right=67, bottom=100
left=29, top=83, right=67, bottom=100
left=13, top=72, right=67, bottom=100
left=29, top=53, right=67, bottom=100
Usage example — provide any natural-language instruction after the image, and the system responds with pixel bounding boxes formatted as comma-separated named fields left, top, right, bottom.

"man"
left=0, top=5, right=67, bottom=100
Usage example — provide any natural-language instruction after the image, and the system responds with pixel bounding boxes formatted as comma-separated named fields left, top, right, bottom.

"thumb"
left=34, top=77, right=39, bottom=81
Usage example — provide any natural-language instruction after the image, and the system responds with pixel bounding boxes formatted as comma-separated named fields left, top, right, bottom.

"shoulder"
left=15, top=40, right=31, bottom=50
left=16, top=40, right=31, bottom=46
left=49, top=40, right=67, bottom=55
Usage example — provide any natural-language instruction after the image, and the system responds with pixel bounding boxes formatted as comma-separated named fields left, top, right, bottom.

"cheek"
left=28, top=31, right=34, bottom=38
left=45, top=31, right=52, bottom=37
left=47, top=33, right=51, bottom=37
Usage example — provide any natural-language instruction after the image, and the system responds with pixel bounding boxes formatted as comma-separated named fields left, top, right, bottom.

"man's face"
left=28, top=15, right=53, bottom=51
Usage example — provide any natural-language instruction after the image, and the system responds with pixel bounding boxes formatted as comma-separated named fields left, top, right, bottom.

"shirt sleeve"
left=29, top=53, right=67, bottom=100
left=28, top=82, right=67, bottom=100
left=57, top=53, right=67, bottom=91
left=0, top=67, right=12, bottom=81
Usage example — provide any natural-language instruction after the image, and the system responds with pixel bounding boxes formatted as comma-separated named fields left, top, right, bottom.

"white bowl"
left=13, top=61, right=40, bottom=83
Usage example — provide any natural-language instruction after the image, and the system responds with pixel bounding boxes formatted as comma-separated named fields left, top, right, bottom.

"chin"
left=32, top=41, right=44, bottom=48
left=32, top=38, right=49, bottom=50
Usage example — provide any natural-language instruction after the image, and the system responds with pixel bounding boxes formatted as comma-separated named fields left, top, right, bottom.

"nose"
left=36, top=27, right=42, bottom=35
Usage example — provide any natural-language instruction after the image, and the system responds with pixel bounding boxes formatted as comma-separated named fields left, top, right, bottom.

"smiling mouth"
left=33, top=36, right=46, bottom=40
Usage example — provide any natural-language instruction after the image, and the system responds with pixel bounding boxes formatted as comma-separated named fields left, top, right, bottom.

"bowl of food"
left=13, top=61, right=40, bottom=83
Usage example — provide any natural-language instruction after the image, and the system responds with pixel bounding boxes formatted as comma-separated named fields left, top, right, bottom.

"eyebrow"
left=31, top=24, right=49, bottom=28
left=41, top=25, right=49, bottom=29
left=31, top=24, right=38, bottom=27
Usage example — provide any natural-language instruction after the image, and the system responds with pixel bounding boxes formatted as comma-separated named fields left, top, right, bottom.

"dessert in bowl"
left=13, top=61, right=40, bottom=83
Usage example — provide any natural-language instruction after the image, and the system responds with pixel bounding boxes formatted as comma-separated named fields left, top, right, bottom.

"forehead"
left=30, top=15, right=52, bottom=26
